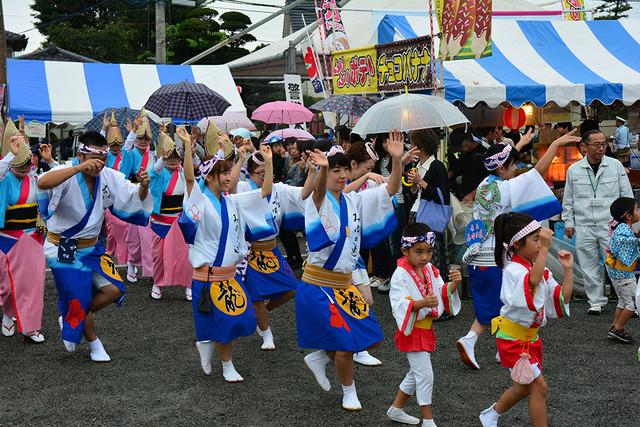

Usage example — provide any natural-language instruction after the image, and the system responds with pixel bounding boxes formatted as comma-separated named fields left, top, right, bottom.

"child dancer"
left=457, top=130, right=580, bottom=369
left=387, top=223, right=462, bottom=427
left=102, top=111, right=133, bottom=265
left=604, top=197, right=639, bottom=343
left=479, top=212, right=573, bottom=427
left=298, top=131, right=403, bottom=411
left=38, top=131, right=152, bottom=362
left=0, top=121, right=48, bottom=343
left=235, top=150, right=315, bottom=351
left=148, top=131, right=193, bottom=301
left=178, top=128, right=276, bottom=382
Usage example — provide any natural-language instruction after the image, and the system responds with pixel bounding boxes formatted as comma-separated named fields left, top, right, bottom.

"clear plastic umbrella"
left=351, top=94, right=469, bottom=135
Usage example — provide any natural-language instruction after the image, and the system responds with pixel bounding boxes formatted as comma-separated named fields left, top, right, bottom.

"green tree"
left=32, top=0, right=256, bottom=64
left=594, top=0, right=632, bottom=20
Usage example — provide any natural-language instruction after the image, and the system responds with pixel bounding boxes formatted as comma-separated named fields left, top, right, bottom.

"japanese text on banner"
left=318, top=0, right=350, bottom=51
left=377, top=36, right=433, bottom=92
left=331, top=46, right=378, bottom=95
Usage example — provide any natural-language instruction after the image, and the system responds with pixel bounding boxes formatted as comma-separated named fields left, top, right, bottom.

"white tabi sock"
left=341, top=382, right=362, bottom=411
left=88, top=337, right=111, bottom=362
left=222, top=359, right=244, bottom=382
left=195, top=341, right=214, bottom=375
left=479, top=403, right=500, bottom=427
left=463, top=330, right=478, bottom=346
left=57, top=316, right=76, bottom=352
left=260, top=327, right=275, bottom=351
left=304, top=350, right=331, bottom=392
left=422, top=419, right=438, bottom=427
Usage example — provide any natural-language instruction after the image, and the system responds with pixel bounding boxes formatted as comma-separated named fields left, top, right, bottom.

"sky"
left=4, top=1, right=640, bottom=56
left=3, top=0, right=286, bottom=55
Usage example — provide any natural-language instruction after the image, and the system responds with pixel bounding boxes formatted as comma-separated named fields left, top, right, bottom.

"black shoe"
left=608, top=328, right=633, bottom=343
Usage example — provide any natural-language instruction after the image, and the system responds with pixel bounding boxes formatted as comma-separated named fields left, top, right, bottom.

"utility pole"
left=0, top=0, right=7, bottom=83
left=155, top=0, right=166, bottom=64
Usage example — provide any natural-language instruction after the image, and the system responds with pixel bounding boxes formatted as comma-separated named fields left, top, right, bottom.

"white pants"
left=399, top=351, right=433, bottom=406
left=575, top=225, right=609, bottom=307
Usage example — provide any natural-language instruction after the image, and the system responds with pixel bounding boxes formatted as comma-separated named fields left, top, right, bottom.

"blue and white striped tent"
left=443, top=20, right=640, bottom=107
left=6, top=59, right=246, bottom=124
left=375, top=17, right=640, bottom=108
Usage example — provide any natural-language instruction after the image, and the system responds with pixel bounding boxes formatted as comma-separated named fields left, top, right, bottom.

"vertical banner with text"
left=318, top=0, right=350, bottom=52
left=439, top=0, right=492, bottom=60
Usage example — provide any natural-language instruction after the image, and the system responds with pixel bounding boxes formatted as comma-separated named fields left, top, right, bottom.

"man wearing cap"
left=612, top=116, right=633, bottom=168
left=563, top=129, right=633, bottom=315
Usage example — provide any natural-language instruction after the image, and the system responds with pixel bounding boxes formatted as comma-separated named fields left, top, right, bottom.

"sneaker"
left=386, top=406, right=420, bottom=425
left=150, top=285, right=162, bottom=300
left=2, top=315, right=15, bottom=337
left=608, top=328, right=633, bottom=343
left=587, top=305, right=603, bottom=315
left=456, top=335, right=480, bottom=370
left=24, top=331, right=45, bottom=344
left=368, top=278, right=381, bottom=288
left=377, top=279, right=390, bottom=293
left=353, top=351, right=382, bottom=366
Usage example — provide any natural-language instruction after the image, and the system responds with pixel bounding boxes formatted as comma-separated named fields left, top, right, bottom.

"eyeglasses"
left=585, top=143, right=607, bottom=149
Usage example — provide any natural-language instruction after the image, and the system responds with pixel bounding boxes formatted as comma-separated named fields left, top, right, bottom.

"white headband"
left=199, top=149, right=225, bottom=177
left=326, top=145, right=345, bottom=157
left=251, top=151, right=264, bottom=166
left=365, top=141, right=379, bottom=161
left=502, top=220, right=541, bottom=266
left=484, top=143, right=513, bottom=171
left=78, top=143, right=108, bottom=156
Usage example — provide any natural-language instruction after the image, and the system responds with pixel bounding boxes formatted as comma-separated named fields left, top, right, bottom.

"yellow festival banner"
left=562, top=0, right=586, bottom=21
left=332, top=36, right=434, bottom=95
left=331, top=45, right=378, bottom=94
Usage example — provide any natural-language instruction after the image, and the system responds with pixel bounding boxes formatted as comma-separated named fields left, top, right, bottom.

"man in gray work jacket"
left=562, top=130, right=633, bottom=314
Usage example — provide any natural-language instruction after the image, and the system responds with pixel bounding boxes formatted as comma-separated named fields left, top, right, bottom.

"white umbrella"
left=351, top=94, right=469, bottom=135
left=196, top=111, right=256, bottom=133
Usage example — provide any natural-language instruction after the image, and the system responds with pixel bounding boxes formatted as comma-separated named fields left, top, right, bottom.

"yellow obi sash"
left=414, top=317, right=433, bottom=330
left=491, top=316, right=538, bottom=342
left=302, top=264, right=352, bottom=289
left=605, top=253, right=636, bottom=273
left=192, top=265, right=236, bottom=282
left=251, top=238, right=277, bottom=252
left=46, top=232, right=99, bottom=249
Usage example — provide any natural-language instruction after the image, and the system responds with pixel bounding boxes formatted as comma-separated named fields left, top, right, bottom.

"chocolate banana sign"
left=331, top=36, right=434, bottom=95
left=439, top=0, right=492, bottom=61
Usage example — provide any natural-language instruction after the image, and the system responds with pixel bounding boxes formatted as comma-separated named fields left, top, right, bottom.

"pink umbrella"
left=196, top=111, right=256, bottom=133
left=251, top=101, right=314, bottom=125
left=265, top=128, right=316, bottom=142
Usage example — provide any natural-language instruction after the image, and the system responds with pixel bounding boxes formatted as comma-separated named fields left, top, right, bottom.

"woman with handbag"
left=406, top=129, right=452, bottom=282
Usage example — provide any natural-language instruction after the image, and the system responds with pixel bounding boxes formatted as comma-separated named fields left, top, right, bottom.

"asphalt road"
left=1, top=273, right=638, bottom=426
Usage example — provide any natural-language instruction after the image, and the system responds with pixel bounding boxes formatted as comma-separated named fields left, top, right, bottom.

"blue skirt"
left=468, top=265, right=503, bottom=325
left=191, top=275, right=256, bottom=344
left=296, top=280, right=383, bottom=352
left=244, top=247, right=297, bottom=302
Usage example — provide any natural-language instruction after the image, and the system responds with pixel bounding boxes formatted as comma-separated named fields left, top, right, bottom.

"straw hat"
left=156, top=131, right=180, bottom=158
left=204, top=120, right=233, bottom=159
left=136, top=108, right=152, bottom=140
left=106, top=110, right=124, bottom=146
left=1, top=120, right=31, bottom=167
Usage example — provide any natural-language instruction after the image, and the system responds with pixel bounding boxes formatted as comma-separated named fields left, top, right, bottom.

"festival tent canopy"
left=6, top=59, right=246, bottom=124
left=228, top=1, right=640, bottom=108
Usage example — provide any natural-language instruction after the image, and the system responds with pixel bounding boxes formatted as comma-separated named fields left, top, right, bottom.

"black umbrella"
left=143, top=82, right=231, bottom=121
left=84, top=107, right=160, bottom=139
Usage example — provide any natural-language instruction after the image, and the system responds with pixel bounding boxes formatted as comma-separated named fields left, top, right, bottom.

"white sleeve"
left=123, top=131, right=136, bottom=152
left=359, top=184, right=397, bottom=249
left=389, top=269, right=418, bottom=335
left=543, top=269, right=570, bottom=319
left=0, top=153, right=15, bottom=180
left=276, top=183, right=304, bottom=231
left=105, top=169, right=153, bottom=225
left=228, top=189, right=276, bottom=242
left=429, top=264, right=462, bottom=317
left=153, top=157, right=165, bottom=174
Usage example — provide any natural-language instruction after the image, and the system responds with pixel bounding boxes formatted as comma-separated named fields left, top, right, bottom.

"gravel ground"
left=1, top=272, right=639, bottom=426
